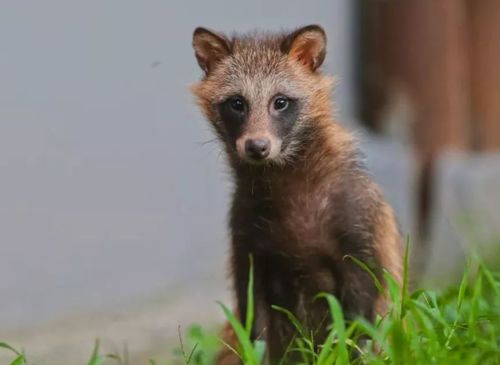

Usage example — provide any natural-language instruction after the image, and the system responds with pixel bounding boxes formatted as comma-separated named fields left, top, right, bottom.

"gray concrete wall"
left=0, top=0, right=357, bottom=331
left=424, top=151, right=500, bottom=284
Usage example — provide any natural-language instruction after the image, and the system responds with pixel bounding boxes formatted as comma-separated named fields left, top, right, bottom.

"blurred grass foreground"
left=2, top=245, right=500, bottom=365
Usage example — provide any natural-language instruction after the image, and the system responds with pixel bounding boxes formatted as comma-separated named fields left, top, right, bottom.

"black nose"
left=244, top=138, right=271, bottom=160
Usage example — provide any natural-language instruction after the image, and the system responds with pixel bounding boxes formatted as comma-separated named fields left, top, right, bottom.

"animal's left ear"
left=281, top=25, right=326, bottom=72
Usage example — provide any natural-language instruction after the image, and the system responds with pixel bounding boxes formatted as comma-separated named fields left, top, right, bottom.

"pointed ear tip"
left=192, top=27, right=230, bottom=48
left=304, top=24, right=325, bottom=33
left=302, top=25, right=326, bottom=40
left=193, top=27, right=223, bottom=45
left=193, top=27, right=209, bottom=41
left=194, top=26, right=209, bottom=35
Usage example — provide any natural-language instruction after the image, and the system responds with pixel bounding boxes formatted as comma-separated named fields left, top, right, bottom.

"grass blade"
left=246, top=255, right=255, bottom=335
left=316, top=293, right=348, bottom=365
left=0, top=343, right=21, bottom=357
left=400, top=236, right=410, bottom=318
left=344, top=255, right=384, bottom=294
left=9, top=355, right=25, bottom=365
left=87, top=340, right=103, bottom=365
left=218, top=302, right=257, bottom=365
left=271, top=305, right=307, bottom=339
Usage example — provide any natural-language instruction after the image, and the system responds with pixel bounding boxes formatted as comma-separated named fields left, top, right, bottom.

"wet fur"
left=191, top=26, right=403, bottom=364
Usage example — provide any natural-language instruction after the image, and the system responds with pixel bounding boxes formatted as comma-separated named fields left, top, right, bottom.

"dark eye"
left=273, top=96, right=289, bottom=111
left=229, top=96, right=245, bottom=113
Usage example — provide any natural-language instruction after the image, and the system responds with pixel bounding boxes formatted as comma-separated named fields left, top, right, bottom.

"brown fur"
left=191, top=25, right=403, bottom=365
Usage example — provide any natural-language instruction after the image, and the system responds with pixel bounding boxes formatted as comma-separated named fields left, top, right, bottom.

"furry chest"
left=269, top=192, right=332, bottom=251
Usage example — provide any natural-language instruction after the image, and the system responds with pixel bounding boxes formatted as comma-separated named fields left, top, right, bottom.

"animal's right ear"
left=192, top=27, right=231, bottom=75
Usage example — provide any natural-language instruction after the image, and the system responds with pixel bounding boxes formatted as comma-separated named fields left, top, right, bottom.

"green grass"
left=2, top=249, right=500, bottom=365
left=169, top=247, right=500, bottom=365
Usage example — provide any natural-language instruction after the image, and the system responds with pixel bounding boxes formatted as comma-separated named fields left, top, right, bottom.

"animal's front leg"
left=266, top=310, right=300, bottom=365
left=215, top=244, right=253, bottom=365
left=337, top=246, right=381, bottom=321
left=233, top=248, right=253, bottom=331
left=232, top=242, right=267, bottom=342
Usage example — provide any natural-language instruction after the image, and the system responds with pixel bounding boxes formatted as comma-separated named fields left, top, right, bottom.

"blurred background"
left=1, top=0, right=499, bottom=363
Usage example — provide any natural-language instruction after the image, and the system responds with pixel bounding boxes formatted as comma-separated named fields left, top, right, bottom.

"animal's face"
left=192, top=25, right=333, bottom=166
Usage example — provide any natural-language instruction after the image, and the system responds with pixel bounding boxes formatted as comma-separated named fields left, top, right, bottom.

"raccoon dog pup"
left=191, top=25, right=402, bottom=364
